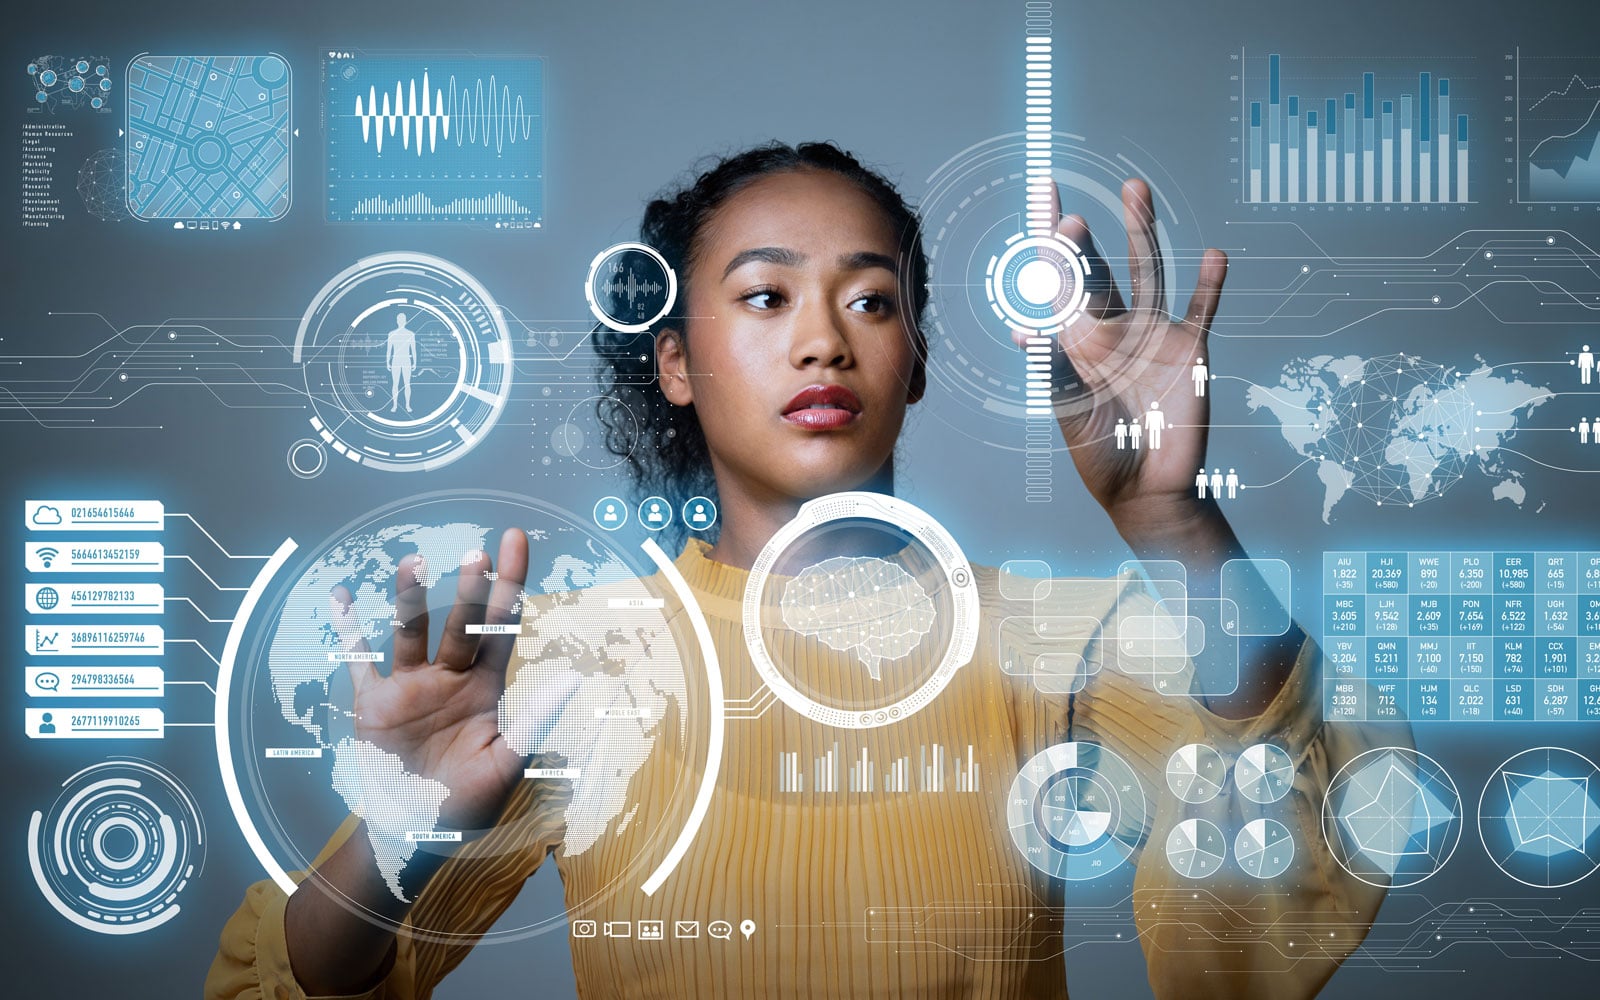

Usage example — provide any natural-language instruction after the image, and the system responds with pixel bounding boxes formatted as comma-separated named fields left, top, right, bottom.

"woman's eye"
left=740, top=288, right=784, bottom=310
left=849, top=293, right=894, bottom=315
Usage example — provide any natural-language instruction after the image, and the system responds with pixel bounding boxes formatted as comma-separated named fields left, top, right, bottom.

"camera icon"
left=571, top=919, right=597, bottom=938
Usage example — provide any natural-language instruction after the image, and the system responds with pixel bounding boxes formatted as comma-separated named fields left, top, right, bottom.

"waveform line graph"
left=604, top=268, right=664, bottom=307
left=325, top=52, right=544, bottom=224
left=354, top=70, right=538, bottom=156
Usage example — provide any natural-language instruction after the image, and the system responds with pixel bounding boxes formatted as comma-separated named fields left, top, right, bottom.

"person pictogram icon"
left=385, top=311, right=418, bottom=413
left=39, top=712, right=56, bottom=735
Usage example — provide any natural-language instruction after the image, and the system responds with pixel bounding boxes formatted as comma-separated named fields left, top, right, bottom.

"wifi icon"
left=36, top=547, right=60, bottom=569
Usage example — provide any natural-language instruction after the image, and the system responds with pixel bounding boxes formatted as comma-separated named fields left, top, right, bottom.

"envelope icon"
left=674, top=920, right=700, bottom=939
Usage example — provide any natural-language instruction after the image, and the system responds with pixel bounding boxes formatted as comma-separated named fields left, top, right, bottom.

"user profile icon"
left=682, top=496, right=717, bottom=532
left=638, top=496, right=672, bottom=531
left=592, top=496, right=628, bottom=531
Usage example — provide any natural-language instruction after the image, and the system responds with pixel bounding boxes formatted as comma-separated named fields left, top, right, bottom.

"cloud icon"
left=31, top=505, right=62, bottom=525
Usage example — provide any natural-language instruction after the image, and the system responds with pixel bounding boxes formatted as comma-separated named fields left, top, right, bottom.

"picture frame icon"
left=638, top=920, right=664, bottom=940
left=571, top=919, right=597, bottom=938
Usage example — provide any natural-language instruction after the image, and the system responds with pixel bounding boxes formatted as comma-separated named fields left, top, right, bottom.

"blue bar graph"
left=1242, top=51, right=1470, bottom=205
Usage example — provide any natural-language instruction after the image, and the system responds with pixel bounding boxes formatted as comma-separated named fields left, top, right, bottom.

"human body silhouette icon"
left=384, top=312, right=418, bottom=413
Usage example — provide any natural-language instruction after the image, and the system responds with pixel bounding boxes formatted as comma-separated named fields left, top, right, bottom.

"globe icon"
left=1315, top=353, right=1477, bottom=507
left=35, top=586, right=60, bottom=610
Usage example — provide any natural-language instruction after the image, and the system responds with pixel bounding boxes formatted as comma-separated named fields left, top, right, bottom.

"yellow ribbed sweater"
left=206, top=540, right=1388, bottom=1000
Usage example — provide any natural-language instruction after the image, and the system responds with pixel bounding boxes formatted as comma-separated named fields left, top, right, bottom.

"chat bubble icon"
left=708, top=920, right=733, bottom=940
left=35, top=671, right=60, bottom=691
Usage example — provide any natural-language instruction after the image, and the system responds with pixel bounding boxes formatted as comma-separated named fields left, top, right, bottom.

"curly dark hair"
left=590, top=141, right=930, bottom=546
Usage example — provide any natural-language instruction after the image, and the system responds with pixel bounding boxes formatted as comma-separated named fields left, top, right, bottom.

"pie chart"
left=1006, top=741, right=1148, bottom=881
left=1236, top=743, right=1295, bottom=804
left=1040, top=774, right=1115, bottom=847
left=1166, top=743, right=1227, bottom=804
left=1165, top=818, right=1227, bottom=879
left=1235, top=817, right=1295, bottom=879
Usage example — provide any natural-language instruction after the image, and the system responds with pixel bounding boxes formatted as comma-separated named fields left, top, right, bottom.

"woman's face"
left=657, top=168, right=924, bottom=508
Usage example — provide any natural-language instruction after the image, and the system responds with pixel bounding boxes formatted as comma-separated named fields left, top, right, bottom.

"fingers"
left=435, top=547, right=493, bottom=671
left=391, top=553, right=430, bottom=669
left=1183, top=248, right=1229, bottom=337
left=476, top=529, right=531, bottom=673
left=1056, top=212, right=1125, bottom=317
left=1122, top=178, right=1167, bottom=316
left=330, top=585, right=380, bottom=694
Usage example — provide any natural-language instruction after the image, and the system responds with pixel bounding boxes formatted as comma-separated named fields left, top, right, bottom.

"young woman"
left=208, top=142, right=1386, bottom=999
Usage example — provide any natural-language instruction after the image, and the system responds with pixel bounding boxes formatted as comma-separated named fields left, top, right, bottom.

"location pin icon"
left=739, top=919, right=756, bottom=940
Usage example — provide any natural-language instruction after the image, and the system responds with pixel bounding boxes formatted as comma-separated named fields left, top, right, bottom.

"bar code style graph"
left=1238, top=50, right=1473, bottom=205
left=778, top=744, right=981, bottom=794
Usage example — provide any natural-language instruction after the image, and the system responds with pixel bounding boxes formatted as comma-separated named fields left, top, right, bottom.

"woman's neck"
left=704, top=462, right=897, bottom=570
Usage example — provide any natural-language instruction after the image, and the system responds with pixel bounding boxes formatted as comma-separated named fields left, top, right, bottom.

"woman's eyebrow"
left=838, top=251, right=898, bottom=275
left=722, top=246, right=803, bottom=279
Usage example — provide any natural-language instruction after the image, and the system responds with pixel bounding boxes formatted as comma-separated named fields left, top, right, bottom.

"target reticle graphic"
left=1166, top=742, right=1228, bottom=804
left=1323, top=747, right=1462, bottom=888
left=1236, top=742, right=1295, bottom=804
left=1007, top=741, right=1147, bottom=880
left=586, top=242, right=677, bottom=335
left=28, top=759, right=205, bottom=934
left=293, top=252, right=514, bottom=472
left=1478, top=746, right=1600, bottom=888
left=1316, top=353, right=1478, bottom=507
left=915, top=131, right=1197, bottom=450
left=986, top=231, right=1091, bottom=335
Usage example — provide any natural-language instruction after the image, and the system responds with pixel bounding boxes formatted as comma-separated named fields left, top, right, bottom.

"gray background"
left=4, top=0, right=1599, bottom=995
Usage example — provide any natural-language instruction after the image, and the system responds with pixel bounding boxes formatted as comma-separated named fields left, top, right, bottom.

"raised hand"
left=1038, top=178, right=1228, bottom=523
left=331, top=528, right=577, bottom=835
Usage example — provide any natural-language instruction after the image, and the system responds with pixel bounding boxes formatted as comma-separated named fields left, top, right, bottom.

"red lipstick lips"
left=781, top=384, right=862, bottom=430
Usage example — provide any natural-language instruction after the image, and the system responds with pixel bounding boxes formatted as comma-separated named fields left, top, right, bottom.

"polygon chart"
left=1166, top=818, right=1227, bottom=879
left=1006, top=742, right=1147, bottom=881
left=1324, top=747, right=1461, bottom=887
left=1478, top=747, right=1600, bottom=887
left=125, top=55, right=291, bottom=220
left=1166, top=743, right=1228, bottom=804
left=1234, top=817, right=1294, bottom=880
left=1236, top=743, right=1295, bottom=804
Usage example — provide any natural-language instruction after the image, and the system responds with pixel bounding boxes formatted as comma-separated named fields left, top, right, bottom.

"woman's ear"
left=906, top=327, right=927, bottom=405
left=656, top=328, right=693, bottom=406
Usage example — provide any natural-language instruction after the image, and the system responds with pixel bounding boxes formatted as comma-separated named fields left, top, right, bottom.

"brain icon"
left=779, top=556, right=936, bottom=680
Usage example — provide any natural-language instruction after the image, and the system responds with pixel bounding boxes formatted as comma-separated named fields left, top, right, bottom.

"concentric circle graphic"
left=1323, top=746, right=1462, bottom=888
left=29, top=759, right=205, bottom=934
left=913, top=131, right=1200, bottom=450
left=293, top=252, right=514, bottom=472
left=742, top=492, right=979, bottom=729
left=585, top=242, right=677, bottom=334
left=1006, top=741, right=1147, bottom=880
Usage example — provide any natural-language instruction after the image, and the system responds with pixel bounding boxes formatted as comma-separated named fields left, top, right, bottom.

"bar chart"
left=1238, top=50, right=1473, bottom=205
left=777, top=744, right=981, bottom=794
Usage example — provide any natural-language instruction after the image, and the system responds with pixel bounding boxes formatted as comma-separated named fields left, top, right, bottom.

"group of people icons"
left=1115, top=402, right=1167, bottom=450
left=1579, top=345, right=1595, bottom=385
left=1195, top=467, right=1241, bottom=500
left=1575, top=417, right=1600, bottom=444
left=593, top=495, right=718, bottom=533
